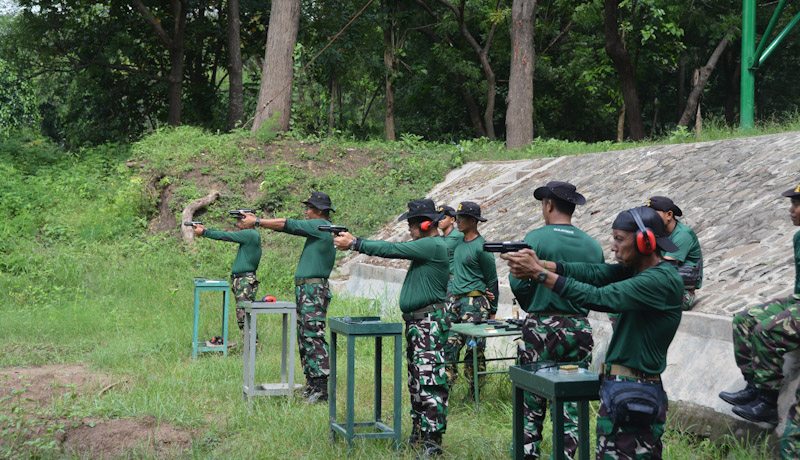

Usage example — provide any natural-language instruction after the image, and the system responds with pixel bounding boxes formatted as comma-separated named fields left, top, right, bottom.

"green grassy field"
left=0, top=125, right=788, bottom=458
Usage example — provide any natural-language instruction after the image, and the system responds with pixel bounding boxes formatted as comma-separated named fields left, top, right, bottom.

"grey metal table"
left=509, top=362, right=600, bottom=460
left=240, top=301, right=302, bottom=403
left=328, top=316, right=403, bottom=449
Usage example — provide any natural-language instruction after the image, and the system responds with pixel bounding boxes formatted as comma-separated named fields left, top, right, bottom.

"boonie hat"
left=647, top=196, right=683, bottom=217
left=782, top=184, right=800, bottom=199
left=302, top=191, right=334, bottom=211
left=398, top=199, right=442, bottom=221
left=612, top=206, right=679, bottom=253
left=437, top=205, right=456, bottom=218
left=455, top=201, right=487, bottom=222
left=533, top=181, right=587, bottom=205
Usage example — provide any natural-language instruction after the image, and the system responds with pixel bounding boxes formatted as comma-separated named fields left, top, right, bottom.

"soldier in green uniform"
left=191, top=213, right=262, bottom=342
left=333, top=199, right=450, bottom=457
left=503, top=206, right=683, bottom=460
left=646, top=196, right=703, bottom=310
left=508, top=181, right=604, bottom=459
left=718, top=185, right=800, bottom=448
left=437, top=205, right=462, bottom=298
left=444, top=201, right=498, bottom=392
left=241, top=191, right=336, bottom=403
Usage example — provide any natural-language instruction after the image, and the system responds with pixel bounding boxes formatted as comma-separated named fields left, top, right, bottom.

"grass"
left=1, top=123, right=793, bottom=458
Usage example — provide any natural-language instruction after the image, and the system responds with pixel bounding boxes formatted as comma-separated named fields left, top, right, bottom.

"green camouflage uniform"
left=782, top=385, right=800, bottom=459
left=445, top=295, right=490, bottom=384
left=282, top=218, right=337, bottom=380
left=510, top=224, right=604, bottom=459
left=202, top=228, right=262, bottom=330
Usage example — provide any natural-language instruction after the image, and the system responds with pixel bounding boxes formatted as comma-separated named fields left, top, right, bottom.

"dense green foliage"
left=1, top=0, right=799, bottom=147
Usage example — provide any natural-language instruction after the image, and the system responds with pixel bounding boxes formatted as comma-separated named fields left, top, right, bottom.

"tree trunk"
left=677, top=52, right=686, bottom=120
left=506, top=0, right=536, bottom=149
left=383, top=16, right=396, bottom=141
left=677, top=34, right=731, bottom=127
left=252, top=0, right=301, bottom=133
left=604, top=0, right=645, bottom=140
left=724, top=50, right=740, bottom=125
left=227, top=0, right=244, bottom=130
left=457, top=74, right=486, bottom=137
left=617, top=102, right=625, bottom=142
left=328, top=74, right=337, bottom=136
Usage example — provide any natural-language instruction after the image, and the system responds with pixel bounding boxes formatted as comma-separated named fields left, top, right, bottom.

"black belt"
left=402, top=302, right=448, bottom=321
left=605, top=364, right=661, bottom=382
left=231, top=271, right=256, bottom=279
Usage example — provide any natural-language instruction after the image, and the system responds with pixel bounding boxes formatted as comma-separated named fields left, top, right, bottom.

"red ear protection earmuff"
left=420, top=220, right=433, bottom=231
left=629, top=209, right=656, bottom=255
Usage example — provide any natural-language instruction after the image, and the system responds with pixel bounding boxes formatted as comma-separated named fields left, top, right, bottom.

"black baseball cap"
left=533, top=181, right=587, bottom=205
left=302, top=191, right=334, bottom=211
left=437, top=205, right=456, bottom=218
left=398, top=199, right=442, bottom=221
left=455, top=201, right=487, bottom=222
left=647, top=196, right=683, bottom=217
left=782, top=184, right=800, bottom=199
left=612, top=206, right=679, bottom=253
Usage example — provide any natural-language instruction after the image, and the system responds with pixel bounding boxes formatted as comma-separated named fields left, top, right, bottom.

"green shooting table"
left=328, top=316, right=403, bottom=449
left=192, top=278, right=231, bottom=359
left=448, top=321, right=522, bottom=408
left=509, top=362, right=600, bottom=460
left=239, top=300, right=301, bottom=404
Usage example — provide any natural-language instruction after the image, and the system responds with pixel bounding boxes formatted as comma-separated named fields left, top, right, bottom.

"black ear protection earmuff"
left=629, top=209, right=656, bottom=255
left=420, top=219, right=433, bottom=231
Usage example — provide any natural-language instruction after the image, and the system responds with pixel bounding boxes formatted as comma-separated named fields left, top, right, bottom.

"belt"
left=449, top=274, right=454, bottom=280
left=453, top=290, right=484, bottom=298
left=231, top=271, right=256, bottom=279
left=528, top=310, right=586, bottom=317
left=295, top=277, right=326, bottom=285
left=605, top=364, right=661, bottom=382
left=402, top=302, right=448, bottom=321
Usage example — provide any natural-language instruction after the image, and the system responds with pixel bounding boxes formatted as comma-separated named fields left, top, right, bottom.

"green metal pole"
left=741, top=0, right=756, bottom=130
left=759, top=11, right=800, bottom=67
left=752, top=0, right=788, bottom=65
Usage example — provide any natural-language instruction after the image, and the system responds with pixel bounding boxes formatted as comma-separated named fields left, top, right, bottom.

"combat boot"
left=719, top=382, right=758, bottom=406
left=732, top=389, right=779, bottom=424
left=407, top=419, right=421, bottom=448
left=300, top=377, right=314, bottom=398
left=417, top=432, right=443, bottom=458
left=307, top=376, right=328, bottom=403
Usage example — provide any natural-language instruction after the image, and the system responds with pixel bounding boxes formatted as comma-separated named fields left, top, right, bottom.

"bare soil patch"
left=0, top=364, right=194, bottom=458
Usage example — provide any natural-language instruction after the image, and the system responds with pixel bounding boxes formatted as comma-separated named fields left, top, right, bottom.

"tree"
left=505, top=0, right=535, bottom=148
left=677, top=31, right=733, bottom=128
left=227, top=0, right=244, bottom=129
left=603, top=0, right=645, bottom=140
left=252, top=0, right=301, bottom=133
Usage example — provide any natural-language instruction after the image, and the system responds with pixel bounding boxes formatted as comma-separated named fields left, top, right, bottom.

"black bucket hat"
left=782, top=184, right=800, bottom=199
left=302, top=191, right=334, bottom=211
left=437, top=205, right=456, bottom=218
left=647, top=196, right=683, bottom=217
left=533, top=181, right=587, bottom=205
left=455, top=201, right=487, bottom=222
left=612, top=206, right=679, bottom=253
left=398, top=199, right=442, bottom=221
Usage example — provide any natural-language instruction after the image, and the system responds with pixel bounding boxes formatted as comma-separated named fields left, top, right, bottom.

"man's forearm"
left=258, top=218, right=287, bottom=231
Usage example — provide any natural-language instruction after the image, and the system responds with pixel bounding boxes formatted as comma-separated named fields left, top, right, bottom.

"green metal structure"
left=741, top=0, right=800, bottom=129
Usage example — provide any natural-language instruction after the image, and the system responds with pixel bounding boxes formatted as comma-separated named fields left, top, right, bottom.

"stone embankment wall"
left=331, top=131, right=800, bottom=440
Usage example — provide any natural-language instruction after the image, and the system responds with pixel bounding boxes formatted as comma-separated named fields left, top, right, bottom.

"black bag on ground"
left=600, top=378, right=664, bottom=426
left=676, top=257, right=702, bottom=290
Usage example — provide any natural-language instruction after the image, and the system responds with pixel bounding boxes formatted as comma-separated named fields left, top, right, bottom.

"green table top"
left=193, top=278, right=230, bottom=288
left=329, top=316, right=403, bottom=336
left=449, top=321, right=523, bottom=338
left=509, top=363, right=600, bottom=398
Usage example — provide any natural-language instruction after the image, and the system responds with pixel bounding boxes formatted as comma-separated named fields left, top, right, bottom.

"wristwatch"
left=255, top=218, right=261, bottom=227
left=536, top=269, right=548, bottom=284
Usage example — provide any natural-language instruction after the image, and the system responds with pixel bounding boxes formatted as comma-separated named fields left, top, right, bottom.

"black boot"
left=732, top=389, right=779, bottom=424
left=300, top=377, right=314, bottom=398
left=307, top=376, right=328, bottom=403
left=417, top=432, right=443, bottom=458
left=407, top=420, right=421, bottom=448
left=719, top=382, right=759, bottom=406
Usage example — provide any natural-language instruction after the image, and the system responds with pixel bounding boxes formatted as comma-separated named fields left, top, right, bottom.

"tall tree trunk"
left=506, top=0, right=536, bottom=149
left=328, top=74, right=337, bottom=136
left=724, top=50, right=740, bottom=125
left=383, top=14, right=396, bottom=141
left=677, top=52, right=686, bottom=121
left=129, top=0, right=189, bottom=126
left=604, top=0, right=645, bottom=140
left=227, top=0, right=243, bottom=129
left=678, top=34, right=731, bottom=127
left=252, top=0, right=301, bottom=133
left=617, top=102, right=625, bottom=142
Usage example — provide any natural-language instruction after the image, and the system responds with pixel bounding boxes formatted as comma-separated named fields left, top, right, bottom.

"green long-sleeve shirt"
left=664, top=221, right=703, bottom=289
left=451, top=235, right=499, bottom=310
left=443, top=228, right=463, bottom=275
left=358, top=236, right=449, bottom=313
left=553, top=261, right=683, bottom=374
left=282, top=218, right=337, bottom=279
left=202, top=228, right=262, bottom=274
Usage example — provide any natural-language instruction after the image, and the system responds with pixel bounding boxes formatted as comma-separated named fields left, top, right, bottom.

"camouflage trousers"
left=596, top=375, right=668, bottom=460
left=444, top=295, right=490, bottom=386
left=406, top=307, right=450, bottom=435
left=781, top=384, right=800, bottom=459
left=232, top=274, right=259, bottom=330
left=295, top=281, right=331, bottom=379
left=518, top=314, right=593, bottom=459
left=732, top=296, right=800, bottom=386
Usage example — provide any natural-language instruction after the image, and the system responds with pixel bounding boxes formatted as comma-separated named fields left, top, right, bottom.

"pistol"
left=183, top=222, right=203, bottom=226
left=482, top=241, right=531, bottom=253
left=318, top=225, right=349, bottom=235
left=229, top=209, right=255, bottom=218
